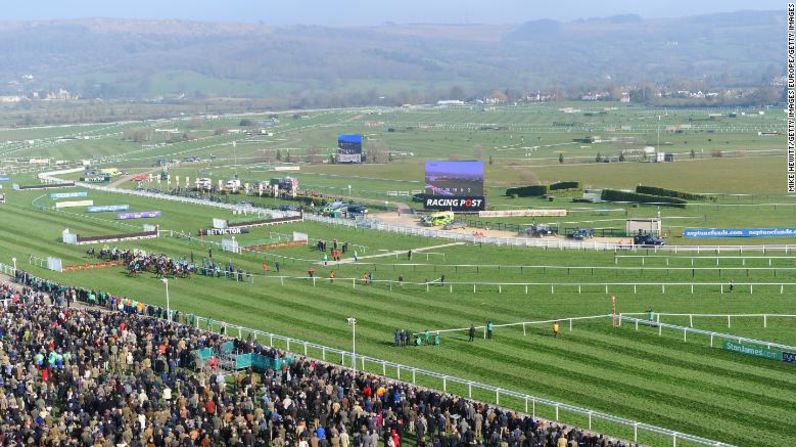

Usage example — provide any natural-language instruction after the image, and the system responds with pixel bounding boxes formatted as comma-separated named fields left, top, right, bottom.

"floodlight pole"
left=161, top=278, right=171, bottom=322
left=347, top=317, right=357, bottom=371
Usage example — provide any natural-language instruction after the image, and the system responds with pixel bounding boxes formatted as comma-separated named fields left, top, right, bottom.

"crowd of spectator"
left=0, top=270, right=637, bottom=447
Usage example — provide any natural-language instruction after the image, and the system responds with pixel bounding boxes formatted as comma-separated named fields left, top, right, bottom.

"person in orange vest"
left=261, top=262, right=268, bottom=274
left=553, top=321, right=560, bottom=338
left=329, top=270, right=336, bottom=283
left=308, top=267, right=315, bottom=278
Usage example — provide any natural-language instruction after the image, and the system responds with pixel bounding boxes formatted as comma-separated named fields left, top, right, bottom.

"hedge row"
left=635, top=185, right=707, bottom=200
left=505, top=185, right=548, bottom=197
left=601, top=189, right=687, bottom=207
left=506, top=181, right=580, bottom=197
left=549, top=181, right=581, bottom=191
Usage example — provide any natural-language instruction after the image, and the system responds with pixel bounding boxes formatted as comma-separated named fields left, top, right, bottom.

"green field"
left=0, top=102, right=793, bottom=446
left=1, top=187, right=795, bottom=446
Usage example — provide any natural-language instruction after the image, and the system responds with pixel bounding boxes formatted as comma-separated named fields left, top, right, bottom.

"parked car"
left=347, top=205, right=368, bottom=219
left=634, top=232, right=665, bottom=246
left=421, top=211, right=454, bottom=227
left=521, top=224, right=557, bottom=237
left=195, top=178, right=212, bottom=191
left=443, top=221, right=467, bottom=230
left=567, top=228, right=594, bottom=240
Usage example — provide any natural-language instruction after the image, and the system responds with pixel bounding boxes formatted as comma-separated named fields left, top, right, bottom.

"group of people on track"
left=466, top=321, right=561, bottom=342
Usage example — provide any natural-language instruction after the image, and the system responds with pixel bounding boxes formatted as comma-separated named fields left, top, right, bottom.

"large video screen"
left=424, top=160, right=485, bottom=211
left=337, top=134, right=363, bottom=164
left=425, top=160, right=484, bottom=196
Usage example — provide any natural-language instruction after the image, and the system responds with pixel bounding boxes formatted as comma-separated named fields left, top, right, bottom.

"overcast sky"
left=3, top=0, right=783, bottom=25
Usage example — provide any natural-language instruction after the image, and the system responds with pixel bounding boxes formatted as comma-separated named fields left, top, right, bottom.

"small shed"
left=626, top=218, right=661, bottom=236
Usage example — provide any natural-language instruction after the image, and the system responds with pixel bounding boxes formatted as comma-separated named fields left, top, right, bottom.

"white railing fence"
left=0, top=261, right=755, bottom=446
left=652, top=312, right=796, bottom=330
left=32, top=168, right=796, bottom=255
left=189, top=315, right=736, bottom=447
left=128, top=272, right=796, bottom=296
left=617, top=315, right=796, bottom=352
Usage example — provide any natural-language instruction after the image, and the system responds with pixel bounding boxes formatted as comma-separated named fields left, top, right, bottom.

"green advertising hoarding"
left=722, top=340, right=781, bottom=360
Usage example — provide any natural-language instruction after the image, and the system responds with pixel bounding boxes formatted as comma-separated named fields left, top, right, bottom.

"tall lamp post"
left=346, top=317, right=357, bottom=371
left=161, top=278, right=171, bottom=322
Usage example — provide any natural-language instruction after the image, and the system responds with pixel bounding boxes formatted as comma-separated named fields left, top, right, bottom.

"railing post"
left=689, top=314, right=693, bottom=327
left=673, top=432, right=677, bottom=447
left=468, top=382, right=472, bottom=398
left=322, top=347, right=326, bottom=361
left=412, top=368, right=416, bottom=384
left=397, top=366, right=401, bottom=380
left=710, top=333, right=714, bottom=347
left=523, top=323, right=526, bottom=336
left=495, top=388, right=500, bottom=405
left=443, top=376, right=447, bottom=392
left=727, top=315, right=731, bottom=328
left=532, top=398, right=536, bottom=418
left=361, top=356, right=365, bottom=370
left=555, top=404, right=559, bottom=421
left=635, top=319, right=638, bottom=331
left=683, top=328, right=687, bottom=342
left=524, top=396, right=528, bottom=413
left=634, top=423, right=639, bottom=443
left=764, top=314, right=767, bottom=328
left=303, top=342, right=308, bottom=355
left=286, top=339, right=290, bottom=351
left=588, top=411, right=592, bottom=430
left=269, top=334, right=274, bottom=347
left=569, top=319, right=573, bottom=331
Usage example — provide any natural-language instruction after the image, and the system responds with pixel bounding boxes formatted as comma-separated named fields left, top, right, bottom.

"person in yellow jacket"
left=553, top=321, right=560, bottom=338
